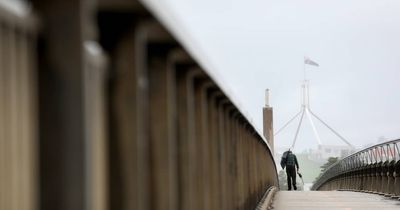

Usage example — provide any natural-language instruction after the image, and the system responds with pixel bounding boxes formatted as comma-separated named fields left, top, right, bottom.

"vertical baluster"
left=0, top=23, right=4, bottom=210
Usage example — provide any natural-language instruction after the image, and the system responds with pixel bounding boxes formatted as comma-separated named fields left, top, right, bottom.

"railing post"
left=372, top=163, right=378, bottom=192
left=33, top=0, right=96, bottom=209
left=83, top=41, right=109, bottom=210
left=207, top=90, right=220, bottom=210
left=386, top=160, right=396, bottom=196
left=380, top=160, right=389, bottom=194
left=367, top=163, right=374, bottom=192
left=147, top=27, right=180, bottom=210
left=394, top=160, right=400, bottom=196
left=0, top=7, right=38, bottom=209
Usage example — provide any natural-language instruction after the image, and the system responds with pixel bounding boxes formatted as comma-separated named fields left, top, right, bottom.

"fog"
left=157, top=0, right=400, bottom=151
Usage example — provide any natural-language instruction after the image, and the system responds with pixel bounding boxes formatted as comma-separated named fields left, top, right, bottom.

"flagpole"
left=302, top=58, right=307, bottom=108
left=303, top=58, right=306, bottom=81
left=278, top=56, right=354, bottom=150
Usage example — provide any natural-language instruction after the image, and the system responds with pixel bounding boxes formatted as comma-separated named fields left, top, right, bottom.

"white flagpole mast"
left=291, top=59, right=309, bottom=149
left=275, top=56, right=354, bottom=150
left=308, top=109, right=355, bottom=149
left=306, top=108, right=322, bottom=145
left=303, top=57, right=306, bottom=81
left=304, top=56, right=353, bottom=149
left=291, top=109, right=305, bottom=149
left=303, top=76, right=323, bottom=146
left=274, top=110, right=302, bottom=136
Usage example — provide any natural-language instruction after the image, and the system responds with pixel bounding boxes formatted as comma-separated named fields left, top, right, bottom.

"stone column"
left=263, top=89, right=274, bottom=155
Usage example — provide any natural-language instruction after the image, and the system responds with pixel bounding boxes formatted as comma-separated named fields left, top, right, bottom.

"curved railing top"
left=0, top=0, right=39, bottom=29
left=312, top=138, right=400, bottom=190
left=139, top=0, right=272, bottom=148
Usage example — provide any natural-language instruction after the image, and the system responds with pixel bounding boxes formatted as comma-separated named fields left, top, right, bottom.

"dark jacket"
left=286, top=152, right=299, bottom=169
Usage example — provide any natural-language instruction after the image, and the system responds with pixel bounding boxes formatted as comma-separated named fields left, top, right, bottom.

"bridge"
left=0, top=0, right=399, bottom=210
left=272, top=139, right=400, bottom=210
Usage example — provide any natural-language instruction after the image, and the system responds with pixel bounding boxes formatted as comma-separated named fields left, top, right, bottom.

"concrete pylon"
left=263, top=89, right=274, bottom=155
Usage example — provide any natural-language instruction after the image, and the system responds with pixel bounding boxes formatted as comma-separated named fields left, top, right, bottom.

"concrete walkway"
left=272, top=191, right=400, bottom=210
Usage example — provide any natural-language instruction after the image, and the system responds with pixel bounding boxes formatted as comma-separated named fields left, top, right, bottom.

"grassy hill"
left=296, top=154, right=323, bottom=183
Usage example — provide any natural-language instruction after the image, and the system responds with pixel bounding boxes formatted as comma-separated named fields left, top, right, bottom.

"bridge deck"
left=272, top=191, right=400, bottom=210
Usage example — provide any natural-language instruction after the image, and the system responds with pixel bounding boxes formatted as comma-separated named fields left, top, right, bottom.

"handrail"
left=0, top=0, right=38, bottom=31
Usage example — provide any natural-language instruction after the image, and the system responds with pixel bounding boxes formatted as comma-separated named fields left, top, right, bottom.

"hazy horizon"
left=156, top=0, right=400, bottom=151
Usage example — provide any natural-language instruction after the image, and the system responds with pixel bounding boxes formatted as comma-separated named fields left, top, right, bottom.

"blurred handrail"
left=0, top=0, right=38, bottom=32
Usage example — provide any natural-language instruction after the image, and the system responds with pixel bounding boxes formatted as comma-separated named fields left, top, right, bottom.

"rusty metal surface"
left=273, top=191, right=400, bottom=210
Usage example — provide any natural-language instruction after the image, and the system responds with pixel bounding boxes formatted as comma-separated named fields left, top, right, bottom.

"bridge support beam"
left=263, top=89, right=274, bottom=154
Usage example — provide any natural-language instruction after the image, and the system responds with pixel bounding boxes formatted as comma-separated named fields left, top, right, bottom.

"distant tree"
left=320, top=157, right=339, bottom=173
left=313, top=157, right=339, bottom=184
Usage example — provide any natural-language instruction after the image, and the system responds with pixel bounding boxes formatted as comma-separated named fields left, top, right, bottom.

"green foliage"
left=313, top=157, right=339, bottom=184
left=320, top=157, right=339, bottom=172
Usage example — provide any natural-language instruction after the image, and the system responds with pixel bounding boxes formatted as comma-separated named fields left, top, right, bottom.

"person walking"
left=281, top=150, right=299, bottom=191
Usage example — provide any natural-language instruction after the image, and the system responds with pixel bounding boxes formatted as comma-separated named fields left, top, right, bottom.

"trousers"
left=286, top=165, right=297, bottom=190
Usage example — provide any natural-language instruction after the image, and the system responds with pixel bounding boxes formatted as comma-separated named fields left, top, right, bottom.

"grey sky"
left=158, top=0, right=400, bottom=151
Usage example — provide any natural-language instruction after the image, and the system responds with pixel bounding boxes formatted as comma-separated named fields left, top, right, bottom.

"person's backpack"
left=280, top=151, right=289, bottom=169
left=286, top=152, right=296, bottom=166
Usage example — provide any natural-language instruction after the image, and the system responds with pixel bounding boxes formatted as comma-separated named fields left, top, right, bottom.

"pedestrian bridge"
left=260, top=139, right=400, bottom=210
left=0, top=1, right=399, bottom=210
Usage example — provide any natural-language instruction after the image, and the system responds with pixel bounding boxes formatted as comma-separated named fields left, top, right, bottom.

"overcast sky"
left=156, top=0, right=400, bottom=151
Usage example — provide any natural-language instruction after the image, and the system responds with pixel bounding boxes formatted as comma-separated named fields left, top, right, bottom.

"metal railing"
left=0, top=1, right=279, bottom=210
left=0, top=2, right=38, bottom=210
left=312, top=139, right=400, bottom=197
left=104, top=23, right=279, bottom=210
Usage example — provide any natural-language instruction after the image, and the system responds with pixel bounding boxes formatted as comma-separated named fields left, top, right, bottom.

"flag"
left=304, top=56, right=319, bottom=67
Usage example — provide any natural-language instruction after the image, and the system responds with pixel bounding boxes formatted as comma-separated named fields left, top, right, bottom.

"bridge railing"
left=0, top=1, right=278, bottom=210
left=312, top=139, right=400, bottom=197
left=0, top=2, right=38, bottom=210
